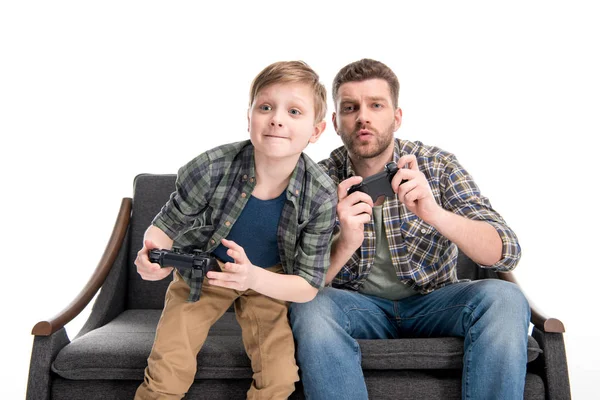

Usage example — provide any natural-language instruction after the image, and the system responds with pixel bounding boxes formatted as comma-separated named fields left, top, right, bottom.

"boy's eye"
left=259, top=105, right=272, bottom=111
left=289, top=109, right=301, bottom=116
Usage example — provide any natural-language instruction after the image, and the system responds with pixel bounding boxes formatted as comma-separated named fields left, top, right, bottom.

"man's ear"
left=309, top=120, right=327, bottom=144
left=247, top=109, right=251, bottom=132
left=394, top=107, right=403, bottom=131
left=332, top=112, right=339, bottom=135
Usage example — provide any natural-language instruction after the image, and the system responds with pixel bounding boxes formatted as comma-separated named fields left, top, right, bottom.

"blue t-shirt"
left=212, top=190, right=286, bottom=268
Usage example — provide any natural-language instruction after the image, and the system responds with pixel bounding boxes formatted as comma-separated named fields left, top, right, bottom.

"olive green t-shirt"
left=358, top=205, right=418, bottom=301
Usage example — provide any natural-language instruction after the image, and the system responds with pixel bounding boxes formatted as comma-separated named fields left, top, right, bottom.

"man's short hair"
left=332, top=59, right=400, bottom=109
left=249, top=61, right=327, bottom=123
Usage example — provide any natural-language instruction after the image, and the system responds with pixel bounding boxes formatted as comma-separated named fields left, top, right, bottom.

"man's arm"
left=325, top=176, right=374, bottom=284
left=428, top=209, right=502, bottom=266
left=392, top=154, right=514, bottom=268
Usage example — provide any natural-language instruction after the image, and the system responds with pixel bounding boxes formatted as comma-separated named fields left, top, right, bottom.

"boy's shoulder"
left=191, top=140, right=252, bottom=164
left=181, top=140, right=252, bottom=171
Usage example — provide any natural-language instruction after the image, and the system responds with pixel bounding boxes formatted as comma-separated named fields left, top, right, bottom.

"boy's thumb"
left=144, top=239, right=156, bottom=250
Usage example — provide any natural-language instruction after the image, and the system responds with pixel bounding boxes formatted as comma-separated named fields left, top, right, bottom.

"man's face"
left=333, top=79, right=402, bottom=160
left=248, top=82, right=324, bottom=161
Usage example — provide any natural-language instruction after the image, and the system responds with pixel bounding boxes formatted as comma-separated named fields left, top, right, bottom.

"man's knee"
left=289, top=287, right=344, bottom=343
left=475, top=280, right=531, bottom=336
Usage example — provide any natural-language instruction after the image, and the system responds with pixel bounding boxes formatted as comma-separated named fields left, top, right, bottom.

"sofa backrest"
left=128, top=173, right=178, bottom=309
left=125, top=174, right=495, bottom=309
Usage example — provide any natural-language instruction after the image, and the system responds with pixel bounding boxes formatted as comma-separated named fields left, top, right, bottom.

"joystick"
left=149, top=247, right=220, bottom=278
left=347, top=161, right=405, bottom=202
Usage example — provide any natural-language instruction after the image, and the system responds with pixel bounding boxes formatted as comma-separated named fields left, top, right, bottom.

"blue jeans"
left=289, top=280, right=530, bottom=400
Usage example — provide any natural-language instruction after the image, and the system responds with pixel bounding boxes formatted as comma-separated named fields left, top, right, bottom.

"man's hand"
left=336, top=176, right=374, bottom=252
left=206, top=239, right=258, bottom=291
left=135, top=239, right=174, bottom=281
left=392, top=155, right=443, bottom=224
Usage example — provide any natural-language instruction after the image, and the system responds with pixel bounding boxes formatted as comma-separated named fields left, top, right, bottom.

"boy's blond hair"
left=249, top=61, right=327, bottom=123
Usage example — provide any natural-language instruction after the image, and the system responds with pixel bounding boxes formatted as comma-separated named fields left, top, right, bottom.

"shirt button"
left=225, top=221, right=231, bottom=227
left=241, top=193, right=247, bottom=198
left=295, top=189, right=299, bottom=195
left=421, top=228, right=427, bottom=234
left=210, top=239, right=216, bottom=244
left=250, top=177, right=255, bottom=183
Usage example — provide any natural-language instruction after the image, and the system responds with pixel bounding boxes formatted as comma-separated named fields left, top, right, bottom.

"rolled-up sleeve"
left=440, top=157, right=521, bottom=271
left=152, top=152, right=212, bottom=240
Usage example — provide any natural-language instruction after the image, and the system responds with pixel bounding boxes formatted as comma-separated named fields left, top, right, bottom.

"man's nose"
left=356, top=107, right=370, bottom=125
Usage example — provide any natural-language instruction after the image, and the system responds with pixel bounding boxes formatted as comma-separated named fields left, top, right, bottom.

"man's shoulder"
left=317, top=144, right=347, bottom=180
left=397, top=138, right=457, bottom=164
left=301, top=153, right=337, bottom=196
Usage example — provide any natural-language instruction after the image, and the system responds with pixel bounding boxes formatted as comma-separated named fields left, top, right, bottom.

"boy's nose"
left=270, top=120, right=283, bottom=128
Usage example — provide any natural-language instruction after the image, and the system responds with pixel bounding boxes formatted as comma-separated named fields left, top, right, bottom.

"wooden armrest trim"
left=32, top=198, right=132, bottom=336
left=497, top=271, right=565, bottom=333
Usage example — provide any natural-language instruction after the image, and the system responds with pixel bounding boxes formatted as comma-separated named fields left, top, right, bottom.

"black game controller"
left=149, top=247, right=220, bottom=278
left=347, top=161, right=405, bottom=202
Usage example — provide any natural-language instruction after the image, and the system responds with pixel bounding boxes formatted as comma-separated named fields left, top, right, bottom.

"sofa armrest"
left=497, top=271, right=565, bottom=333
left=26, top=328, right=70, bottom=400
left=31, top=198, right=132, bottom=336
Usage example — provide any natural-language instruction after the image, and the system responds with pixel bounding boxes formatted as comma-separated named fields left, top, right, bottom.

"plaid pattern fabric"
left=319, top=138, right=521, bottom=294
left=153, top=140, right=337, bottom=302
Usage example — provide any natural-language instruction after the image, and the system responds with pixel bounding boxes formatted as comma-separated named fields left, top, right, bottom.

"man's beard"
left=339, top=121, right=396, bottom=160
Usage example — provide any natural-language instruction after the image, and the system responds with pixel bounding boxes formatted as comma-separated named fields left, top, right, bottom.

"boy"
left=134, top=61, right=337, bottom=399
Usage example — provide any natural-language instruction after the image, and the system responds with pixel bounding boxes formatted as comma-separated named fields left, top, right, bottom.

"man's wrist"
left=426, top=206, right=451, bottom=230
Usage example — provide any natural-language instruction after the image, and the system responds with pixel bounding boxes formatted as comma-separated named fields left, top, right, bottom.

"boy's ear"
left=309, top=120, right=327, bottom=144
left=247, top=109, right=251, bottom=132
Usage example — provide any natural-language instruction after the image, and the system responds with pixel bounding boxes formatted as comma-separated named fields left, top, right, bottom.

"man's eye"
left=343, top=105, right=355, bottom=112
left=373, top=103, right=383, bottom=108
left=260, top=105, right=272, bottom=111
left=289, top=109, right=301, bottom=116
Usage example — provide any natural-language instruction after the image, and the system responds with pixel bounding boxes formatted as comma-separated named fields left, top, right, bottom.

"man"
left=289, top=59, right=529, bottom=399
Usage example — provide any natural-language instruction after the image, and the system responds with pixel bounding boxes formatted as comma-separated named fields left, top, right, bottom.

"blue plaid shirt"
left=319, top=138, right=521, bottom=294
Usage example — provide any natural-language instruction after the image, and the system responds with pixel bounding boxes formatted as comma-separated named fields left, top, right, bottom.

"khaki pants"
left=135, top=265, right=299, bottom=400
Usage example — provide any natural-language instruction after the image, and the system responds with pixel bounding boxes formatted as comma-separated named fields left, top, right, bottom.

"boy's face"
left=333, top=78, right=402, bottom=160
left=248, top=83, right=325, bottom=161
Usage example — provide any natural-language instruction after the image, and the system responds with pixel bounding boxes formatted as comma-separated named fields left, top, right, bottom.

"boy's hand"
left=206, top=239, right=258, bottom=291
left=135, top=239, right=173, bottom=281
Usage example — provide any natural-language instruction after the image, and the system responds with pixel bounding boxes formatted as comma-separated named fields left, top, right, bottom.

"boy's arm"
left=135, top=225, right=175, bottom=281
left=206, top=239, right=317, bottom=303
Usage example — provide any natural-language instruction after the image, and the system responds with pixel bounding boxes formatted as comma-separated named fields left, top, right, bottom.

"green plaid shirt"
left=319, top=138, right=521, bottom=294
left=153, top=140, right=338, bottom=302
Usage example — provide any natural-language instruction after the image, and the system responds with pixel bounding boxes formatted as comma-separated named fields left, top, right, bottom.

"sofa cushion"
left=52, top=309, right=542, bottom=380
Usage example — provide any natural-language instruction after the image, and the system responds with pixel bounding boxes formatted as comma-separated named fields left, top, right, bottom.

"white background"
left=1, top=1, right=598, bottom=398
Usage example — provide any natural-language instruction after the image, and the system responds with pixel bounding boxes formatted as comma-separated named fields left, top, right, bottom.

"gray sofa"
left=27, top=173, right=571, bottom=399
